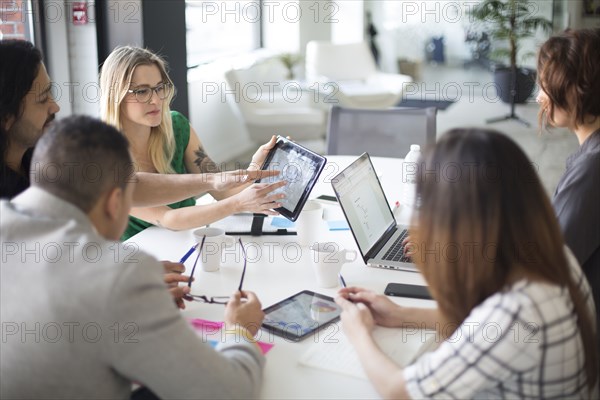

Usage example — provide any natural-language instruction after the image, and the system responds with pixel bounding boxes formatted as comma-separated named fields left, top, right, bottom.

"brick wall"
left=0, top=0, right=27, bottom=40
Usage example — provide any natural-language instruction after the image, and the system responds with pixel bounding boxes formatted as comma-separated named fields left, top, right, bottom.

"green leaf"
left=466, top=0, right=552, bottom=68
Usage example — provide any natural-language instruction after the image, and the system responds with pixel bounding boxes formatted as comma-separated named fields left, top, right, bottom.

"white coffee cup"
left=295, top=200, right=323, bottom=247
left=310, top=242, right=358, bottom=288
left=192, top=227, right=236, bottom=272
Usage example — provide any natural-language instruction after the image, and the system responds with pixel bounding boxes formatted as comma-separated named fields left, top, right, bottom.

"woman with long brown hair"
left=336, top=129, right=597, bottom=398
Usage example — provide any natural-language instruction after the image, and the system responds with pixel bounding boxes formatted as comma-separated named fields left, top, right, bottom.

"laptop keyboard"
left=382, top=229, right=411, bottom=263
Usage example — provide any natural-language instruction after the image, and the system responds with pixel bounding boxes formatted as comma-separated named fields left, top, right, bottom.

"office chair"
left=326, top=106, right=437, bottom=158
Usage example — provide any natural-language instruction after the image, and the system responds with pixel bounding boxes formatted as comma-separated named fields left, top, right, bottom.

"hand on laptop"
left=337, top=287, right=403, bottom=328
left=402, top=236, right=417, bottom=258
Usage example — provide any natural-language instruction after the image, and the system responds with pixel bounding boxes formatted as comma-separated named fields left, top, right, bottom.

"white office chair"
left=326, top=106, right=437, bottom=158
left=305, top=41, right=413, bottom=109
left=223, top=61, right=327, bottom=145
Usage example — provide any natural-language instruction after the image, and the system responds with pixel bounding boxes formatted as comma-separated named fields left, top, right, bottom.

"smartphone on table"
left=384, top=283, right=432, bottom=300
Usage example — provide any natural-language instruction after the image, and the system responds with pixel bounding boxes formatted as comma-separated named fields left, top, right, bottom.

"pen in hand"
left=338, top=273, right=357, bottom=304
left=338, top=273, right=347, bottom=288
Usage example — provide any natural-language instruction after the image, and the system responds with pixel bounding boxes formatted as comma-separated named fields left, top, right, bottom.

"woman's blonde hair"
left=99, top=46, right=176, bottom=174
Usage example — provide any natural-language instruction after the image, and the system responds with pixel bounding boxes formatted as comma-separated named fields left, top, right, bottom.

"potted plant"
left=469, top=0, right=552, bottom=103
left=278, top=53, right=303, bottom=80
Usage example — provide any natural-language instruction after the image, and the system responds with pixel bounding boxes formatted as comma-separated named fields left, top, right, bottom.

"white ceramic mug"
left=295, top=200, right=323, bottom=247
left=192, top=227, right=236, bottom=272
left=310, top=242, right=358, bottom=288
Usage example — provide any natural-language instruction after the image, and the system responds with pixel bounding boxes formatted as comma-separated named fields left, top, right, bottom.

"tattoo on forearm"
left=194, top=146, right=221, bottom=173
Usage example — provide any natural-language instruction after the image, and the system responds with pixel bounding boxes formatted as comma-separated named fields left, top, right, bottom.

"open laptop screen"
left=332, top=153, right=396, bottom=256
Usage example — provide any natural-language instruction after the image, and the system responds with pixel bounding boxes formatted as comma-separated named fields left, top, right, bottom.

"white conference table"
left=126, top=156, right=435, bottom=399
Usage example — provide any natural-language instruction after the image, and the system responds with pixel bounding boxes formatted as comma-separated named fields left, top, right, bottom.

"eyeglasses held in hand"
left=184, top=236, right=247, bottom=305
left=126, top=82, right=173, bottom=103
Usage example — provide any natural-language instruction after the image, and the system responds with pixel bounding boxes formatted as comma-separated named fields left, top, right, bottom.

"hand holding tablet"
left=256, top=136, right=327, bottom=221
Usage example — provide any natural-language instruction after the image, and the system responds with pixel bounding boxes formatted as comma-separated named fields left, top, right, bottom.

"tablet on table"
left=262, top=290, right=341, bottom=342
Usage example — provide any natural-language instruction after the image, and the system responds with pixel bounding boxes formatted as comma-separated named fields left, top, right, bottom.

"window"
left=186, top=0, right=261, bottom=68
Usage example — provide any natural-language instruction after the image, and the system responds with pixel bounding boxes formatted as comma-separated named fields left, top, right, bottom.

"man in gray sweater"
left=0, top=116, right=265, bottom=399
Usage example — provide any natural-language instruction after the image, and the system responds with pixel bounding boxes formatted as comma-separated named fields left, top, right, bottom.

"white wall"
left=262, top=0, right=301, bottom=53
left=299, top=0, right=332, bottom=52
left=43, top=1, right=99, bottom=117
left=101, top=0, right=143, bottom=50
left=331, top=0, right=364, bottom=44
left=188, top=61, right=257, bottom=164
left=43, top=1, right=72, bottom=117
left=65, top=0, right=99, bottom=116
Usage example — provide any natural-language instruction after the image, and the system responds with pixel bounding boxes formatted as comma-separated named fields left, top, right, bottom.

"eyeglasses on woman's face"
left=126, top=82, right=173, bottom=103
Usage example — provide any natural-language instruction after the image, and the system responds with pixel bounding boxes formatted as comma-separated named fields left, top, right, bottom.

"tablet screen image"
left=257, top=137, right=327, bottom=221
left=262, top=291, right=341, bottom=342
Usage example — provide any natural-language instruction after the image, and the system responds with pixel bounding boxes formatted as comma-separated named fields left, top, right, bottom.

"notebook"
left=331, top=153, right=416, bottom=272
left=298, top=326, right=438, bottom=379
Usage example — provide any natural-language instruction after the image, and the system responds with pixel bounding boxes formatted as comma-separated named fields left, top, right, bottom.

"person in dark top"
left=366, top=12, right=380, bottom=66
left=0, top=40, right=59, bottom=198
left=537, top=28, right=600, bottom=331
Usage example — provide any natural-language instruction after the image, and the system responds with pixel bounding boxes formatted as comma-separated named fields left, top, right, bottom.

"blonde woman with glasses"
left=100, top=46, right=286, bottom=240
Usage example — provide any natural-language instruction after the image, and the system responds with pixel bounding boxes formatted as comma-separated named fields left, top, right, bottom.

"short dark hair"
left=31, top=116, right=135, bottom=212
left=0, top=40, right=43, bottom=164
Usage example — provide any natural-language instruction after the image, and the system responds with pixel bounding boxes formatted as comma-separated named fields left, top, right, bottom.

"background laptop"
left=331, top=153, right=416, bottom=272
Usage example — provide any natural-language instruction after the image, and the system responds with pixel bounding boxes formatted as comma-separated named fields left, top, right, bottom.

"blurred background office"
left=1, top=0, right=598, bottom=193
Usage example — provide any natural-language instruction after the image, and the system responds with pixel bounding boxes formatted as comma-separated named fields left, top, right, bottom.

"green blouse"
left=121, top=111, right=196, bottom=241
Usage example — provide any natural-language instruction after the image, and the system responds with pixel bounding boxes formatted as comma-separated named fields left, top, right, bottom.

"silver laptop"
left=331, top=153, right=416, bottom=272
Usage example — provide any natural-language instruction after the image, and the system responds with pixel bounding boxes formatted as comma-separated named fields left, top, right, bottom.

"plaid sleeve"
left=403, top=290, right=541, bottom=399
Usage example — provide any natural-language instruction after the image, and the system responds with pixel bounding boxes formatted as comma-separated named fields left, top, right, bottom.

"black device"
left=316, top=194, right=338, bottom=202
left=256, top=136, right=327, bottom=221
left=262, top=290, right=341, bottom=342
left=384, top=283, right=432, bottom=300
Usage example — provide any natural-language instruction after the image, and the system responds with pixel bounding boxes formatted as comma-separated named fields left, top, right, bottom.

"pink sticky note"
left=256, top=341, right=275, bottom=354
left=188, top=318, right=274, bottom=355
left=189, top=318, right=224, bottom=332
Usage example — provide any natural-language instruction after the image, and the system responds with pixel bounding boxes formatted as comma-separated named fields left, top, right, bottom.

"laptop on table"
left=331, top=153, right=416, bottom=272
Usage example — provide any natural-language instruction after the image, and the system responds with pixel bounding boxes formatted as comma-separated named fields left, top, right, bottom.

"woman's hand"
left=209, top=169, right=280, bottom=192
left=402, top=235, right=416, bottom=258
left=338, top=287, right=404, bottom=327
left=248, top=136, right=277, bottom=171
left=335, top=296, right=375, bottom=345
left=231, top=181, right=287, bottom=214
